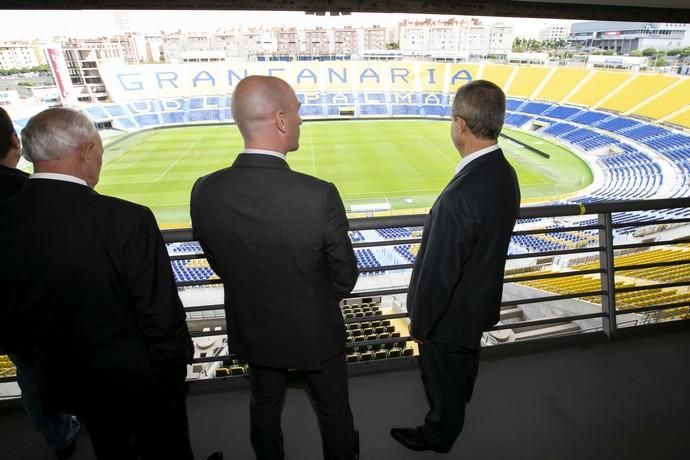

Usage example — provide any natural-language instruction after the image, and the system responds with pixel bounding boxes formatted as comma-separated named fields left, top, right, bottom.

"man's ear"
left=276, top=110, right=287, bottom=134
left=80, top=141, right=96, bottom=162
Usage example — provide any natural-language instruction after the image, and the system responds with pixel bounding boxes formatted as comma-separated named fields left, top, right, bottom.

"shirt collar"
left=30, top=172, right=88, bottom=187
left=241, top=148, right=286, bottom=161
left=454, top=143, right=500, bottom=176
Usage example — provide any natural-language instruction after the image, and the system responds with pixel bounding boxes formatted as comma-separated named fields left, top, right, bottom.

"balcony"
left=1, top=324, right=688, bottom=459
left=1, top=198, right=689, bottom=459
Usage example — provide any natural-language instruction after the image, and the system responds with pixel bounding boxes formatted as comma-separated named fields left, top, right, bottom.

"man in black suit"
left=1, top=106, right=82, bottom=460
left=391, top=80, right=520, bottom=453
left=0, top=106, right=29, bottom=197
left=0, top=108, right=195, bottom=460
left=190, top=75, right=359, bottom=460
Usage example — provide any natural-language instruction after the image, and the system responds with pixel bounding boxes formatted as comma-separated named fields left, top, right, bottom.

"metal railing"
left=157, top=197, right=690, bottom=378
left=2, top=197, right=689, bottom=385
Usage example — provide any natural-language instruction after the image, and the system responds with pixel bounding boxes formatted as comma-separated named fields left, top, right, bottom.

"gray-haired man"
left=0, top=107, right=195, bottom=460
left=391, top=80, right=520, bottom=453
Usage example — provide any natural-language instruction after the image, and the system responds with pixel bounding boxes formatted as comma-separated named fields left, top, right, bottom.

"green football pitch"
left=98, top=119, right=593, bottom=227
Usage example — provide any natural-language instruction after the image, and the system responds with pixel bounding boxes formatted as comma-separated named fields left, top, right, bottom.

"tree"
left=385, top=42, right=399, bottom=50
left=642, top=47, right=657, bottom=57
left=629, top=50, right=643, bottom=57
left=654, top=57, right=668, bottom=67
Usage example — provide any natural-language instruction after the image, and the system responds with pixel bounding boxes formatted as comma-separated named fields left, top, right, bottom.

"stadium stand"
left=632, top=79, right=690, bottom=122
left=508, top=67, right=551, bottom=99
left=376, top=227, right=412, bottom=239
left=481, top=64, right=514, bottom=89
left=0, top=355, right=16, bottom=378
left=533, top=68, right=590, bottom=103
left=600, top=74, right=679, bottom=114
left=565, top=71, right=631, bottom=107
left=67, top=63, right=690, bottom=220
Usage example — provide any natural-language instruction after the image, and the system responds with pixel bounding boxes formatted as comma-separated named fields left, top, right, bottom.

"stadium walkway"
left=1, top=324, right=689, bottom=460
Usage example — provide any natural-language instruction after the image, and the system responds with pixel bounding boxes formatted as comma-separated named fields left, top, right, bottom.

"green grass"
left=97, top=120, right=593, bottom=226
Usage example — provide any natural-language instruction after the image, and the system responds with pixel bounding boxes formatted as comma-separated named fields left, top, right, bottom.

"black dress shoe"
left=204, top=450, right=223, bottom=460
left=55, top=439, right=77, bottom=460
left=390, top=427, right=451, bottom=453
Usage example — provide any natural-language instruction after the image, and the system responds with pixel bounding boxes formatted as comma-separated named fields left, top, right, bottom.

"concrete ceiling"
left=1, top=1, right=689, bottom=22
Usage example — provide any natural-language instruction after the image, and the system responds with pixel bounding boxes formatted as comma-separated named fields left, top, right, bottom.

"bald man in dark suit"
left=191, top=76, right=359, bottom=460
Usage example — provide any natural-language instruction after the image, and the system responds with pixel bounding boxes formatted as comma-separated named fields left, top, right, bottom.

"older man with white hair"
left=0, top=108, right=196, bottom=460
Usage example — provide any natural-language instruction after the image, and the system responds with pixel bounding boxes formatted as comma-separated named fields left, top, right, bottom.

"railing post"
left=598, top=212, right=617, bottom=339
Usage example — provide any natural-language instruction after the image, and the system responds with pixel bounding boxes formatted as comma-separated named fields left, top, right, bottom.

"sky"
left=0, top=10, right=577, bottom=41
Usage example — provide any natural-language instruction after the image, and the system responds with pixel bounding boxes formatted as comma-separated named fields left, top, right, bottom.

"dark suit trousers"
left=249, top=353, right=357, bottom=460
left=419, top=341, right=480, bottom=449
left=81, top=376, right=193, bottom=460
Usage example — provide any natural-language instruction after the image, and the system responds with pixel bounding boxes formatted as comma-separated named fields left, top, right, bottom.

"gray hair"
left=451, top=80, right=505, bottom=140
left=21, top=108, right=98, bottom=162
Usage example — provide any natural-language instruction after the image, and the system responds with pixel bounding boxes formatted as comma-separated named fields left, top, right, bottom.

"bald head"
left=231, top=76, right=302, bottom=154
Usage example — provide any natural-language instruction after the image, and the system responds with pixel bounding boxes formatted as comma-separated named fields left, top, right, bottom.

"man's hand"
left=408, top=322, right=424, bottom=345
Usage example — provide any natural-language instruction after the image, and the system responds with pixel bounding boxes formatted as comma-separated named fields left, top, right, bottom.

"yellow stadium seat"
left=666, top=107, right=690, bottom=129
left=534, top=68, right=590, bottom=102
left=481, top=64, right=514, bottom=90
left=565, top=71, right=630, bottom=107
left=507, top=67, right=551, bottom=99
left=633, top=78, right=690, bottom=120
left=600, top=74, right=679, bottom=113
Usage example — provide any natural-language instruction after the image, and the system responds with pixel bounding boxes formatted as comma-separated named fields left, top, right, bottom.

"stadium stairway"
left=2, top=325, right=689, bottom=459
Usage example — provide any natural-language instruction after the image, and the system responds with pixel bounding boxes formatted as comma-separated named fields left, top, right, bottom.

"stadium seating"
left=342, top=300, right=415, bottom=362
left=0, top=355, right=16, bottom=378
left=520, top=102, right=553, bottom=115
left=73, top=63, right=690, bottom=216
left=481, top=64, right=514, bottom=89
left=632, top=78, right=690, bottom=122
left=566, top=71, right=631, bottom=107
left=171, top=258, right=218, bottom=283
left=543, top=105, right=582, bottom=120
left=600, top=74, right=679, bottom=114
left=534, top=68, right=589, bottom=103
left=575, top=248, right=690, bottom=283
left=508, top=67, right=551, bottom=99
left=376, top=227, right=412, bottom=239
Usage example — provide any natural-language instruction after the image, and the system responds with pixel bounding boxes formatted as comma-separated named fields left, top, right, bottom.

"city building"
left=333, top=27, right=357, bottom=57
left=569, top=22, right=690, bottom=54
left=61, top=35, right=140, bottom=102
left=0, top=41, right=46, bottom=71
left=398, top=17, right=514, bottom=59
left=539, top=23, right=571, bottom=42
left=360, top=26, right=387, bottom=53
left=304, top=27, right=330, bottom=56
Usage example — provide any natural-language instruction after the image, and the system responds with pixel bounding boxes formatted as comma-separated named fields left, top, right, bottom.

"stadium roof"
left=3, top=0, right=690, bottom=23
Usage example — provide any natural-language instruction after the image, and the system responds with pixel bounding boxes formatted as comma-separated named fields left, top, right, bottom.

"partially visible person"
left=191, top=75, right=359, bottom=460
left=0, top=106, right=29, bottom=197
left=0, top=107, right=195, bottom=460
left=0, top=106, right=80, bottom=460
left=390, top=80, right=520, bottom=453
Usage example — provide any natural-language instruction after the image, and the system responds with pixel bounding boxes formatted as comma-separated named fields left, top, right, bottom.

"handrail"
left=161, top=197, right=690, bottom=242
left=153, top=196, right=690, bottom=376
left=6, top=198, right=687, bottom=384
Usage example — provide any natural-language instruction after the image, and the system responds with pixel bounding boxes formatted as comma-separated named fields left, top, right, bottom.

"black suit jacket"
left=190, top=153, right=358, bottom=371
left=408, top=149, right=520, bottom=349
left=0, top=164, right=28, bottom=201
left=0, top=179, right=192, bottom=413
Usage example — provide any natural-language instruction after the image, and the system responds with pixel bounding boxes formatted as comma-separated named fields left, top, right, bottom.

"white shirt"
left=454, top=143, right=500, bottom=176
left=30, top=172, right=87, bottom=187
left=242, top=148, right=286, bottom=161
